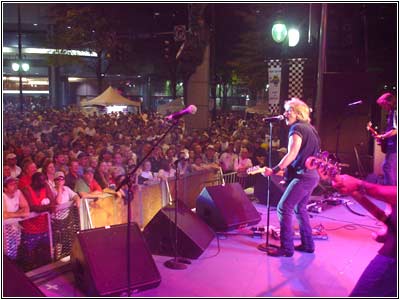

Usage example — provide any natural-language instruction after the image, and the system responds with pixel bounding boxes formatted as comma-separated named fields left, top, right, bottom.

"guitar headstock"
left=305, top=152, right=341, bottom=181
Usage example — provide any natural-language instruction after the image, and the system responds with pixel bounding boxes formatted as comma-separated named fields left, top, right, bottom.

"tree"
left=49, top=4, right=123, bottom=94
left=213, top=4, right=246, bottom=111
left=175, top=3, right=210, bottom=104
left=226, top=6, right=272, bottom=104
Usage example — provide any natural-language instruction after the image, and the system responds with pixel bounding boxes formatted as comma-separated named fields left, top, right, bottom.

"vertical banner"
left=268, top=66, right=282, bottom=115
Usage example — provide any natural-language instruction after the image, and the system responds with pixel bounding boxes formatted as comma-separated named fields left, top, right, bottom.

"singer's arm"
left=263, top=134, right=302, bottom=176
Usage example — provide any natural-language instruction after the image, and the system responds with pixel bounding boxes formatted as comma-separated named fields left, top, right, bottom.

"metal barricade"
left=50, top=201, right=80, bottom=260
left=222, top=171, right=239, bottom=185
left=3, top=211, right=53, bottom=272
left=3, top=201, right=81, bottom=270
left=80, top=194, right=118, bottom=230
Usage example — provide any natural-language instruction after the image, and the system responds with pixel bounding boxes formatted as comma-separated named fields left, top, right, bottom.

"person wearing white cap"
left=53, top=171, right=80, bottom=208
left=52, top=171, right=80, bottom=259
left=3, top=176, right=30, bottom=261
left=5, top=153, right=21, bottom=178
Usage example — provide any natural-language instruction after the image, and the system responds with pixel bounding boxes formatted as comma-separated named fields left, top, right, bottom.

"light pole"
left=15, top=4, right=30, bottom=113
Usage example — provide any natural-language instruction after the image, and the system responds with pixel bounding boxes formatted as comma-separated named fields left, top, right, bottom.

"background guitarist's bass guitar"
left=366, top=121, right=387, bottom=153
left=305, top=153, right=393, bottom=240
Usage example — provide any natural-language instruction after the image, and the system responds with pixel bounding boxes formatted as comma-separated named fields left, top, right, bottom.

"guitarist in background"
left=376, top=92, right=397, bottom=186
left=332, top=174, right=396, bottom=297
left=262, top=98, right=320, bottom=257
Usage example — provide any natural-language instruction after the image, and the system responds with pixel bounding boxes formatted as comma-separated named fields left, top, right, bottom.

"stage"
left=27, top=195, right=385, bottom=297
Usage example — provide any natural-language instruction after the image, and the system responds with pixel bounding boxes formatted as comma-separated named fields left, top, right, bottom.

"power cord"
left=199, top=229, right=221, bottom=260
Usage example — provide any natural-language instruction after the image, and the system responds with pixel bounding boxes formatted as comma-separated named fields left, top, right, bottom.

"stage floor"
left=30, top=195, right=388, bottom=297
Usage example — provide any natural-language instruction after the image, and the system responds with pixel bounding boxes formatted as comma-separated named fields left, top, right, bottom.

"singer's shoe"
left=267, top=247, right=293, bottom=257
left=294, top=244, right=315, bottom=253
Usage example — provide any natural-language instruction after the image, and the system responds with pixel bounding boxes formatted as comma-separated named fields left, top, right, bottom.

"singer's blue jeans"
left=276, top=169, right=319, bottom=253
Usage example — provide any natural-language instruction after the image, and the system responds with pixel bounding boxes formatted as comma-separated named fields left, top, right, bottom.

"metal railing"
left=3, top=201, right=80, bottom=271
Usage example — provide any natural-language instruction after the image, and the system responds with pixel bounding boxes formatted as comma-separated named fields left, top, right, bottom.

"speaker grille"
left=71, top=223, right=161, bottom=296
left=143, top=203, right=214, bottom=259
left=196, top=183, right=261, bottom=231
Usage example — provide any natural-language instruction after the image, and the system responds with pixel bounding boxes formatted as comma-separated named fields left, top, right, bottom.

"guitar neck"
left=306, top=155, right=389, bottom=224
left=350, top=191, right=388, bottom=223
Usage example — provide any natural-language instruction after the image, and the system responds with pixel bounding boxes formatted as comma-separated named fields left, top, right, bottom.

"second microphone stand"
left=164, top=159, right=191, bottom=269
left=115, top=118, right=182, bottom=295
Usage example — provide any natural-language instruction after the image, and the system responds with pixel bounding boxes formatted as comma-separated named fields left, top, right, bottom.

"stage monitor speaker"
left=254, top=174, right=286, bottom=206
left=70, top=223, right=161, bottom=297
left=142, top=202, right=214, bottom=259
left=195, top=182, right=261, bottom=231
left=3, top=255, right=45, bottom=297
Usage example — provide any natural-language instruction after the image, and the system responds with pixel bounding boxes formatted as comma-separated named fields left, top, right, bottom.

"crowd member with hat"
left=52, top=171, right=80, bottom=259
left=5, top=153, right=21, bottom=178
left=74, top=167, right=102, bottom=198
left=3, top=176, right=30, bottom=219
left=202, top=144, right=220, bottom=164
left=53, top=171, right=80, bottom=208
left=3, top=176, right=30, bottom=261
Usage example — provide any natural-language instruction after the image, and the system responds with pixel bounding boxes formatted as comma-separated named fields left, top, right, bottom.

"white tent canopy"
left=245, top=103, right=269, bottom=115
left=157, top=98, right=184, bottom=115
left=81, top=86, right=141, bottom=112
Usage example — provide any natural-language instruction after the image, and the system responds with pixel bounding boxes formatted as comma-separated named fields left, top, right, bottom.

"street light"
left=271, top=23, right=287, bottom=43
left=11, top=61, right=30, bottom=72
left=272, top=22, right=300, bottom=47
left=288, top=28, right=300, bottom=47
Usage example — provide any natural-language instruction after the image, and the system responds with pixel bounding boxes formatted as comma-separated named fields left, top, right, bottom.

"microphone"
left=347, top=100, right=363, bottom=106
left=165, top=105, right=197, bottom=120
left=263, top=115, right=285, bottom=122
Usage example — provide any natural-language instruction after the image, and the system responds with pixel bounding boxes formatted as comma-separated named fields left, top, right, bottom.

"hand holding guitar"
left=246, top=165, right=284, bottom=177
left=366, top=121, right=387, bottom=153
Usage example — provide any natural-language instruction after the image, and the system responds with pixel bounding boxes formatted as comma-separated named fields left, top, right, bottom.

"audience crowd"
left=4, top=107, right=285, bottom=193
left=3, top=106, right=285, bottom=269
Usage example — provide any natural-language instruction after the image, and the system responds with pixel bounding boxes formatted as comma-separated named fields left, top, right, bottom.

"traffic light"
left=164, top=40, right=170, bottom=59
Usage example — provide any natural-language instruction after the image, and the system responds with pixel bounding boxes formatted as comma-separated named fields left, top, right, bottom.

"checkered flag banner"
left=288, top=58, right=306, bottom=99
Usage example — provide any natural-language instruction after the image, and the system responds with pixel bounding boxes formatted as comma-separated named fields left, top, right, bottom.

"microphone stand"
left=164, top=159, right=191, bottom=269
left=257, top=121, right=279, bottom=253
left=115, top=118, right=181, bottom=296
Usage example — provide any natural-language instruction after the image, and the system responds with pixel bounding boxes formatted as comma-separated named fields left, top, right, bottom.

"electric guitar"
left=366, top=121, right=387, bottom=153
left=305, top=153, right=392, bottom=239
